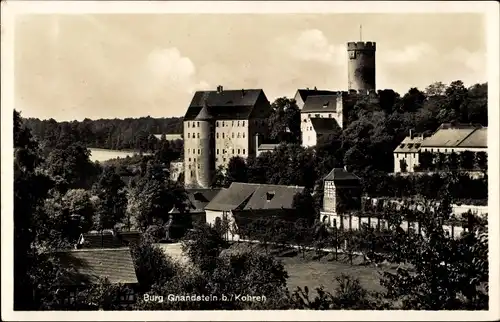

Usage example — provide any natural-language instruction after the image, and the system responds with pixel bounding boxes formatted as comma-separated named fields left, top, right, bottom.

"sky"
left=14, top=13, right=486, bottom=121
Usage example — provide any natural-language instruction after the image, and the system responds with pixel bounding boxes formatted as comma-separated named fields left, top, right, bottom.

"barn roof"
left=205, top=182, right=305, bottom=211
left=302, top=95, right=339, bottom=113
left=53, top=248, right=138, bottom=285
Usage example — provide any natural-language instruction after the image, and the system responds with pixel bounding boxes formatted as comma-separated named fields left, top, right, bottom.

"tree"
left=292, top=189, right=317, bottom=223
left=223, top=156, right=248, bottom=187
left=130, top=241, right=180, bottom=292
left=380, top=200, right=488, bottom=310
left=92, top=166, right=127, bottom=230
left=181, top=222, right=229, bottom=273
left=14, top=110, right=54, bottom=309
left=268, top=97, right=301, bottom=143
left=45, top=143, right=100, bottom=191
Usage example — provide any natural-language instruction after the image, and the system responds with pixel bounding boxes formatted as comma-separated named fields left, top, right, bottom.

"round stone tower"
left=347, top=41, right=376, bottom=92
left=193, top=101, right=216, bottom=188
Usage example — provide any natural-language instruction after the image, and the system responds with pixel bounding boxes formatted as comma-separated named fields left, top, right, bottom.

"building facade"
left=183, top=86, right=272, bottom=188
left=301, top=92, right=347, bottom=147
left=393, top=131, right=424, bottom=173
left=393, top=124, right=488, bottom=173
left=319, top=167, right=362, bottom=227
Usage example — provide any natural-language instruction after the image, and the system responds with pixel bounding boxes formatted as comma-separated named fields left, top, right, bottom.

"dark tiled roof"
left=323, top=168, right=361, bottom=184
left=184, top=89, right=268, bottom=121
left=296, top=89, right=338, bottom=102
left=244, top=184, right=304, bottom=210
left=205, top=184, right=256, bottom=211
left=53, top=248, right=138, bottom=285
left=170, top=188, right=222, bottom=214
left=205, top=182, right=304, bottom=211
left=393, top=136, right=425, bottom=153
left=77, top=231, right=141, bottom=249
left=302, top=95, right=340, bottom=113
left=310, top=118, right=341, bottom=134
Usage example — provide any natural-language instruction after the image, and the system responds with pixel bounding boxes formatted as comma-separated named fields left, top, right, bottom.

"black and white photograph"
left=2, top=1, right=499, bottom=320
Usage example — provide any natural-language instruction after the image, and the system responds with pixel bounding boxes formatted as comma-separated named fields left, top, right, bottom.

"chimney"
left=314, top=86, right=317, bottom=90
left=217, top=85, right=223, bottom=94
left=409, top=129, right=413, bottom=139
left=255, top=133, right=259, bottom=150
left=241, top=89, right=246, bottom=96
left=344, top=165, right=348, bottom=171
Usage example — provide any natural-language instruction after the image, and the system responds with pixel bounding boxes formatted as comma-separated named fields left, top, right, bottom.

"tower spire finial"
left=359, top=24, right=362, bottom=41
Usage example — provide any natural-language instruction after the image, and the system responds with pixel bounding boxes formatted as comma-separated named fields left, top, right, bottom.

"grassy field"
left=225, top=243, right=390, bottom=296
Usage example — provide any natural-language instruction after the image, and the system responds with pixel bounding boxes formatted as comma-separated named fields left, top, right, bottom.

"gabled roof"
left=170, top=188, right=222, bottom=214
left=295, top=89, right=338, bottom=102
left=310, top=117, right=341, bottom=134
left=53, top=248, right=138, bottom=285
left=302, top=95, right=339, bottom=113
left=205, top=182, right=305, bottom=211
left=323, top=168, right=361, bottom=184
left=244, top=184, right=304, bottom=210
left=457, top=127, right=487, bottom=148
left=184, top=89, right=268, bottom=121
left=394, top=136, right=425, bottom=153
left=205, top=184, right=256, bottom=211
left=421, top=124, right=486, bottom=148
left=77, top=231, right=141, bottom=249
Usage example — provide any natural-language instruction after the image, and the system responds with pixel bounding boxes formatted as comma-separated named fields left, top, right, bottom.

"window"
left=188, top=133, right=190, bottom=138
left=304, top=119, right=307, bottom=122
left=237, top=121, right=240, bottom=126
left=328, top=114, right=332, bottom=118
left=237, top=133, right=241, bottom=138
left=238, top=149, right=241, bottom=154
left=232, top=133, right=235, bottom=138
left=243, top=149, right=246, bottom=154
left=222, top=121, right=225, bottom=127
left=223, top=158, right=226, bottom=162
left=217, top=149, right=219, bottom=155
left=222, top=133, right=225, bottom=138
left=188, top=164, right=191, bottom=169
left=243, top=132, right=245, bottom=138
left=232, top=149, right=235, bottom=154
left=197, top=122, right=200, bottom=127
left=223, top=149, right=225, bottom=154
left=216, top=121, right=219, bottom=127
left=197, top=163, right=200, bottom=169
left=217, top=133, right=219, bottom=139
left=315, top=114, right=320, bottom=117
left=187, top=123, right=190, bottom=128
left=191, top=170, right=195, bottom=177
left=189, top=158, right=191, bottom=162
left=232, top=121, right=234, bottom=126
left=198, top=149, right=200, bottom=155
left=187, top=148, right=190, bottom=154
left=197, top=133, right=200, bottom=138
left=242, top=121, right=245, bottom=126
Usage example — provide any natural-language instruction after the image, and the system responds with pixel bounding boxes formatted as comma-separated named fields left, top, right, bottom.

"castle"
left=183, top=40, right=377, bottom=188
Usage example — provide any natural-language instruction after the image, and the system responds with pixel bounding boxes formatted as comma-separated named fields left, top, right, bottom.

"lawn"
left=225, top=243, right=391, bottom=296
left=280, top=253, right=386, bottom=295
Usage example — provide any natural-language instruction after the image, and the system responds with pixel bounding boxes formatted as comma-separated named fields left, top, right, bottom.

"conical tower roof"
left=194, top=100, right=214, bottom=121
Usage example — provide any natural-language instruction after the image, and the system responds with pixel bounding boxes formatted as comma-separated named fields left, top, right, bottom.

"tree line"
left=23, top=116, right=183, bottom=152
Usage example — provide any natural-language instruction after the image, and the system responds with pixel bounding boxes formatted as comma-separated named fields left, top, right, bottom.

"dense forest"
left=23, top=116, right=183, bottom=152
